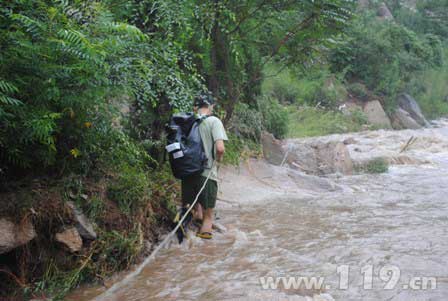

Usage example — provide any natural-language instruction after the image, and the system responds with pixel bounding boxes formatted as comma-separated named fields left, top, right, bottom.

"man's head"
left=194, top=93, right=216, bottom=115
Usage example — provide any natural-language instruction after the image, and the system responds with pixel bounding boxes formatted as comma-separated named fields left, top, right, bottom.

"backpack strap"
left=196, top=115, right=215, bottom=161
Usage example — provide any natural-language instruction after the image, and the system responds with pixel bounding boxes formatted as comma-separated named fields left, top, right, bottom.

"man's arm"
left=215, top=139, right=225, bottom=162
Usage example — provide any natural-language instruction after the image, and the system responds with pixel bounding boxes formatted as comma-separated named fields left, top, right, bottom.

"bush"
left=261, top=64, right=303, bottom=104
left=229, top=103, right=263, bottom=141
left=357, top=157, right=389, bottom=174
left=107, top=164, right=150, bottom=214
left=262, top=64, right=347, bottom=108
left=258, top=96, right=289, bottom=139
left=329, top=16, right=444, bottom=107
left=287, top=106, right=367, bottom=138
left=347, top=82, right=370, bottom=101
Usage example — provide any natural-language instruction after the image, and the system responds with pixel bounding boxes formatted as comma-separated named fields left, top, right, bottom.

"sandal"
left=196, top=231, right=213, bottom=239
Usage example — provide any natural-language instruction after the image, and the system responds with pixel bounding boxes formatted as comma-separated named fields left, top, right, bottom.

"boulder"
left=67, top=201, right=97, bottom=240
left=262, top=134, right=354, bottom=175
left=397, top=94, right=429, bottom=127
left=377, top=3, right=394, bottom=20
left=284, top=143, right=319, bottom=173
left=55, top=227, right=83, bottom=253
left=391, top=108, right=422, bottom=129
left=313, top=141, right=354, bottom=175
left=0, top=218, right=36, bottom=254
left=363, top=100, right=392, bottom=128
left=261, top=132, right=287, bottom=165
left=343, top=137, right=357, bottom=145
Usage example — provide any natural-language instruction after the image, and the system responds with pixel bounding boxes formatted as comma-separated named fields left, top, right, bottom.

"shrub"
left=229, top=102, right=263, bottom=141
left=329, top=16, right=444, bottom=108
left=262, top=64, right=347, bottom=108
left=358, top=157, right=389, bottom=174
left=287, top=106, right=367, bottom=138
left=258, top=96, right=289, bottom=139
left=347, top=82, right=370, bottom=101
left=107, top=164, right=150, bottom=214
left=261, top=64, right=303, bottom=104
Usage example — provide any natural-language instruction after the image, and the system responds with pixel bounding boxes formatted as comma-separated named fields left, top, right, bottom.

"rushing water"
left=70, top=122, right=448, bottom=301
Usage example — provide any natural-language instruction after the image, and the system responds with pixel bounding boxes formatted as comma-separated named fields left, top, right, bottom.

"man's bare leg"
left=193, top=203, right=203, bottom=221
left=200, top=208, right=213, bottom=234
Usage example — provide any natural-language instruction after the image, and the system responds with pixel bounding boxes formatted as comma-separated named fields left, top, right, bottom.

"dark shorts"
left=181, top=176, right=218, bottom=209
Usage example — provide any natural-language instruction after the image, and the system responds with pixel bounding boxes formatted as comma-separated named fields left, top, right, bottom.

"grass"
left=287, top=106, right=368, bottom=138
left=356, top=157, right=389, bottom=174
left=414, top=67, right=448, bottom=119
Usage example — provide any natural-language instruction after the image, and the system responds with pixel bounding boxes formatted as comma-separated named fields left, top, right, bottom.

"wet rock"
left=313, top=141, right=354, bottom=175
left=378, top=3, right=394, bottom=20
left=262, top=134, right=353, bottom=175
left=343, top=137, right=357, bottom=145
left=0, top=218, right=36, bottom=254
left=285, top=143, right=319, bottom=173
left=55, top=227, right=82, bottom=253
left=67, top=201, right=97, bottom=240
left=261, top=132, right=287, bottom=165
left=391, top=108, right=422, bottom=129
left=363, top=100, right=392, bottom=128
left=397, top=94, right=429, bottom=127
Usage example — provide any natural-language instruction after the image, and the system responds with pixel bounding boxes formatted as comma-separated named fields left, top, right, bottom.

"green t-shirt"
left=199, top=115, right=228, bottom=181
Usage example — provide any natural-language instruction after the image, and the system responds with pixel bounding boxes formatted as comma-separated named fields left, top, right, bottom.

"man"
left=181, top=93, right=228, bottom=239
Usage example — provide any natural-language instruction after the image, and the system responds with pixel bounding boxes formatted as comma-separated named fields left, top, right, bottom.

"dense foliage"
left=0, top=0, right=356, bottom=180
left=329, top=14, right=443, bottom=109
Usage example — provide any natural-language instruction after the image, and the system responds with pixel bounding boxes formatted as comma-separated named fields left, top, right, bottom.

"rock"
left=391, top=108, right=422, bottom=129
left=313, top=141, right=354, bottom=175
left=263, top=134, right=354, bottom=175
left=55, top=227, right=83, bottom=253
left=378, top=3, right=394, bottom=20
left=397, top=94, right=429, bottom=127
left=261, top=132, right=287, bottom=165
left=0, top=218, right=36, bottom=254
left=363, top=100, right=392, bottom=128
left=67, top=201, right=97, bottom=240
left=343, top=137, right=357, bottom=145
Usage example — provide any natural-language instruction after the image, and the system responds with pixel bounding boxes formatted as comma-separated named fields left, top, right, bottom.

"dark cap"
left=194, top=93, right=215, bottom=107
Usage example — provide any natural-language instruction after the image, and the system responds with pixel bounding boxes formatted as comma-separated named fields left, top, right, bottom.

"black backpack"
left=166, top=112, right=208, bottom=179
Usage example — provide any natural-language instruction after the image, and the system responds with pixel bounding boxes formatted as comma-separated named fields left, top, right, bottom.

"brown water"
left=70, top=122, right=448, bottom=301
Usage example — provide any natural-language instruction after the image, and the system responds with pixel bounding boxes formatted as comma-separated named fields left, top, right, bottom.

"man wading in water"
left=182, top=94, right=228, bottom=239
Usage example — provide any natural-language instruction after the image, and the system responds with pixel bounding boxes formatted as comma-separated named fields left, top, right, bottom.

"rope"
left=95, top=161, right=216, bottom=300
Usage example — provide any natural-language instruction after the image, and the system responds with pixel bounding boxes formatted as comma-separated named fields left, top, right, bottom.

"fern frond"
left=0, top=94, right=22, bottom=106
left=11, top=13, right=46, bottom=38
left=0, top=80, right=18, bottom=94
left=104, top=22, right=148, bottom=42
left=57, top=29, right=87, bottom=46
left=56, top=30, right=101, bottom=62
left=0, top=81, right=22, bottom=106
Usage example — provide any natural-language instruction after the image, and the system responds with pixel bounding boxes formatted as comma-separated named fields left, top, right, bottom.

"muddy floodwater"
left=70, top=121, right=448, bottom=301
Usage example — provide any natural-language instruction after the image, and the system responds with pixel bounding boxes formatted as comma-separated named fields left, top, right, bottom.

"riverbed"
left=69, top=120, right=448, bottom=301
